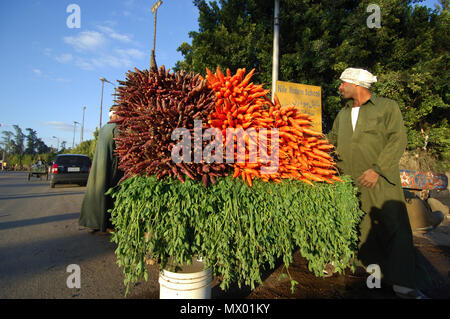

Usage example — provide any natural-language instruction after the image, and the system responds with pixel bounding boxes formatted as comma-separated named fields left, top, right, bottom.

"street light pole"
left=72, top=121, right=79, bottom=149
left=271, top=0, right=280, bottom=102
left=99, top=77, right=114, bottom=129
left=81, top=106, right=86, bottom=143
left=150, top=0, right=163, bottom=70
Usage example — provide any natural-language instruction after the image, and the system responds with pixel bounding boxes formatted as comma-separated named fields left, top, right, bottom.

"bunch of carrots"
left=205, top=66, right=270, bottom=132
left=205, top=66, right=342, bottom=187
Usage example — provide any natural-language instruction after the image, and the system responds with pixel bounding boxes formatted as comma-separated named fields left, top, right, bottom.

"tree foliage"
left=64, top=127, right=99, bottom=159
left=175, top=0, right=449, bottom=167
left=1, top=124, right=54, bottom=169
left=24, top=128, right=50, bottom=155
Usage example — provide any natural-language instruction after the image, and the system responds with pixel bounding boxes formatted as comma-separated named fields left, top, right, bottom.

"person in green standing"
left=327, top=68, right=433, bottom=299
left=79, top=105, right=123, bottom=234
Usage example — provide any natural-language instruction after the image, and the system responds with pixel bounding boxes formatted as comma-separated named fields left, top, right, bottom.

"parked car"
left=50, top=154, right=91, bottom=188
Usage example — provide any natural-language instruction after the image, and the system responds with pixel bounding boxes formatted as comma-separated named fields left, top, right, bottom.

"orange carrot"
left=233, top=167, right=240, bottom=178
left=302, top=171, right=325, bottom=182
left=301, top=127, right=322, bottom=137
left=330, top=175, right=344, bottom=182
left=312, top=148, right=333, bottom=160
left=238, top=69, right=255, bottom=88
left=246, top=173, right=253, bottom=187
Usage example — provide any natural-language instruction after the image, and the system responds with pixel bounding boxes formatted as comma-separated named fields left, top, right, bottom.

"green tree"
left=11, top=125, right=25, bottom=165
left=64, top=128, right=99, bottom=159
left=60, top=141, right=67, bottom=152
left=25, top=128, right=38, bottom=155
left=35, top=138, right=50, bottom=154
left=1, top=130, right=13, bottom=166
left=1, top=131, right=13, bottom=155
left=176, top=0, right=449, bottom=167
left=66, top=139, right=95, bottom=159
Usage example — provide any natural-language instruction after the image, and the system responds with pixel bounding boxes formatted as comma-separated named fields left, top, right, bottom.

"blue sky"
left=0, top=0, right=441, bottom=150
left=0, top=0, right=199, bottom=149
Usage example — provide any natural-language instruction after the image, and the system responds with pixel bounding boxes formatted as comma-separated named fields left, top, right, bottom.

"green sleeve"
left=372, top=101, right=407, bottom=184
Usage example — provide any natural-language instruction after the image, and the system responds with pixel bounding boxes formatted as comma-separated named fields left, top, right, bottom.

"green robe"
left=328, top=94, right=432, bottom=289
left=79, top=123, right=123, bottom=232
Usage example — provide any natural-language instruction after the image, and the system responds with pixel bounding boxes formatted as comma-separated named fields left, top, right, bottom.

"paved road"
left=0, top=171, right=158, bottom=299
left=1, top=171, right=448, bottom=300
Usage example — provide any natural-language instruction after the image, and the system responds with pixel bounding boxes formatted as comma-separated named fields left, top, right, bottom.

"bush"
left=65, top=139, right=96, bottom=159
left=6, top=152, right=56, bottom=170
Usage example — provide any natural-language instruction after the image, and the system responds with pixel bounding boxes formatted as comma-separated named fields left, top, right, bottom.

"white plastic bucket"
left=159, top=258, right=212, bottom=299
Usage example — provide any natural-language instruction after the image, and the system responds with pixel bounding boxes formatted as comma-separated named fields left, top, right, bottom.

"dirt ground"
left=206, top=232, right=450, bottom=300
left=127, top=190, right=450, bottom=300
left=90, top=186, right=450, bottom=300
left=207, top=189, right=450, bottom=300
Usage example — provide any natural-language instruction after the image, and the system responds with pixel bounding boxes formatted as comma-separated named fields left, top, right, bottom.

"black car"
left=50, top=154, right=91, bottom=188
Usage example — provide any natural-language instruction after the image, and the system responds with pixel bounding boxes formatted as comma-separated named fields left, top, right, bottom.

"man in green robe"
left=328, top=68, right=433, bottom=298
left=79, top=106, right=123, bottom=233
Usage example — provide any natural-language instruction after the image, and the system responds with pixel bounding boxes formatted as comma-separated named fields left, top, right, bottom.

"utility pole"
left=72, top=121, right=79, bottom=149
left=150, top=0, right=163, bottom=70
left=100, top=79, right=104, bottom=129
left=271, top=0, right=280, bottom=102
left=81, top=106, right=86, bottom=143
left=99, top=77, right=114, bottom=129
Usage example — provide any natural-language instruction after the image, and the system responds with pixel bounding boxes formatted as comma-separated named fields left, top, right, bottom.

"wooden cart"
left=28, top=163, right=48, bottom=181
left=400, top=169, right=448, bottom=199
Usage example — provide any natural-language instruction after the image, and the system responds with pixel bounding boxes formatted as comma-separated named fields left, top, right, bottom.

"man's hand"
left=357, top=169, right=380, bottom=189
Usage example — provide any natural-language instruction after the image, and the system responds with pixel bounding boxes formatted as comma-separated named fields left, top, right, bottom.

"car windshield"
left=56, top=156, right=90, bottom=166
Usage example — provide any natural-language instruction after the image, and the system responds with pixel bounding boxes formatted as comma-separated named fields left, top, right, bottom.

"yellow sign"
left=275, top=81, right=322, bottom=132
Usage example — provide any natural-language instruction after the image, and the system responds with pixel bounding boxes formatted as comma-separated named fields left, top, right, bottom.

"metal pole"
left=150, top=1, right=162, bottom=70
left=100, top=80, right=105, bottom=129
left=153, top=9, right=157, bottom=52
left=271, top=0, right=280, bottom=102
left=81, top=106, right=86, bottom=143
left=72, top=121, right=79, bottom=149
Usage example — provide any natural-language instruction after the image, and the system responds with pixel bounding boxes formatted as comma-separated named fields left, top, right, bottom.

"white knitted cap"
left=340, top=68, right=377, bottom=88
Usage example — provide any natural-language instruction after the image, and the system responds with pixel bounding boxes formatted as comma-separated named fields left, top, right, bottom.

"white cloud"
left=64, top=31, right=107, bottom=52
left=109, top=32, right=132, bottom=43
left=115, top=48, right=145, bottom=59
left=75, top=53, right=135, bottom=70
left=97, top=25, right=114, bottom=34
left=97, top=25, right=133, bottom=43
left=74, top=58, right=95, bottom=71
left=32, top=67, right=71, bottom=83
left=55, top=53, right=73, bottom=63
left=92, top=56, right=123, bottom=69
left=59, top=26, right=144, bottom=71
left=54, top=78, right=71, bottom=83
left=43, top=48, right=53, bottom=56
left=45, top=121, right=75, bottom=132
